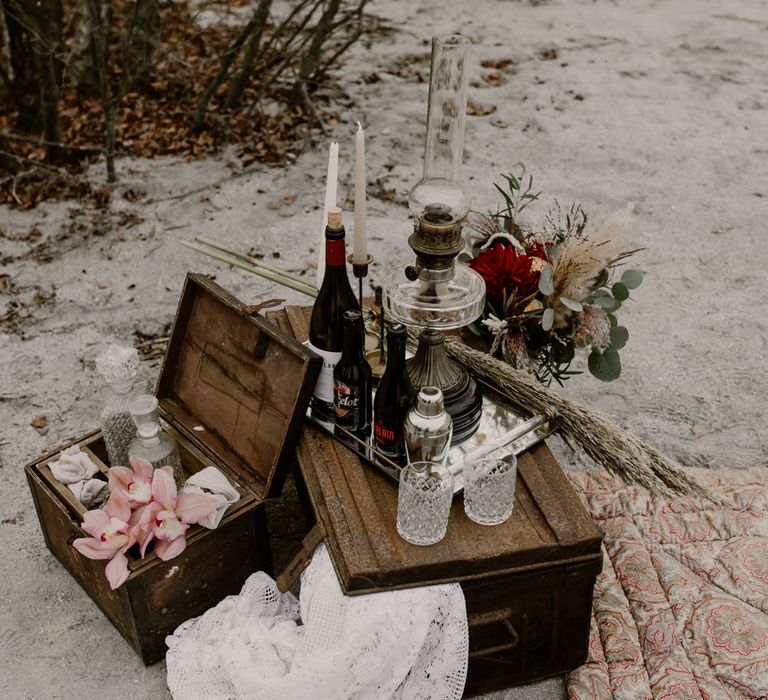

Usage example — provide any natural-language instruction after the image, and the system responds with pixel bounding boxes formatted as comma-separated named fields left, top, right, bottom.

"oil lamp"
left=382, top=34, right=484, bottom=443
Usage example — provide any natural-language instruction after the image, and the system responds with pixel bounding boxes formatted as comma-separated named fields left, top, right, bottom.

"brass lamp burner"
left=405, top=207, right=465, bottom=278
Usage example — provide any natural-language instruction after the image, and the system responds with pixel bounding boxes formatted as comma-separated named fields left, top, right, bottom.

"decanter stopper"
left=96, top=344, right=139, bottom=468
left=128, top=394, right=184, bottom=483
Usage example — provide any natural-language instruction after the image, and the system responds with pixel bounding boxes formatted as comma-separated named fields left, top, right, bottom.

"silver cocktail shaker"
left=404, top=386, right=453, bottom=465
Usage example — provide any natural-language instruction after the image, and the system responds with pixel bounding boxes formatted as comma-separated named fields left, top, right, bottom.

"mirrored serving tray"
left=305, top=380, right=557, bottom=494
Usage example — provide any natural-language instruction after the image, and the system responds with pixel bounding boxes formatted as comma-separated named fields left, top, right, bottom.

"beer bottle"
left=307, top=208, right=359, bottom=420
left=373, top=324, right=415, bottom=460
left=333, top=310, right=372, bottom=437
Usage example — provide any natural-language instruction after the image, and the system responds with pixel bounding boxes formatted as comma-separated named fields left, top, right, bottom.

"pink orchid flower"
left=139, top=467, right=219, bottom=561
left=72, top=490, right=136, bottom=590
left=108, top=456, right=155, bottom=508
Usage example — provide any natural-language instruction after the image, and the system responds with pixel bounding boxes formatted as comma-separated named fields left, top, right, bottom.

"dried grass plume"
left=553, top=204, right=634, bottom=303
left=445, top=336, right=712, bottom=499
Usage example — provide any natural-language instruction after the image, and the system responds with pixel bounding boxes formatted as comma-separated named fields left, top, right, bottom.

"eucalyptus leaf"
left=607, top=313, right=618, bottom=328
left=542, top=307, right=554, bottom=331
left=588, top=349, right=621, bottom=381
left=609, top=325, right=629, bottom=351
left=612, top=282, right=629, bottom=302
left=539, top=264, right=554, bottom=295
left=560, top=296, right=583, bottom=312
left=590, top=289, right=615, bottom=308
left=621, top=269, right=643, bottom=290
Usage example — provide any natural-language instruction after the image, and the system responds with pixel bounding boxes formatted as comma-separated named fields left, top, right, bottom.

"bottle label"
left=306, top=341, right=342, bottom=404
left=374, top=419, right=395, bottom=443
left=326, top=239, right=345, bottom=266
left=334, top=380, right=360, bottom=420
left=374, top=417, right=403, bottom=457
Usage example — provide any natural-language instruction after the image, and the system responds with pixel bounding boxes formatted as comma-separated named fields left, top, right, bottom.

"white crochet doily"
left=166, top=543, right=468, bottom=700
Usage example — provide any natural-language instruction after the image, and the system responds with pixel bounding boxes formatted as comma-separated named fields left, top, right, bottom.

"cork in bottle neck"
left=327, top=206, right=343, bottom=230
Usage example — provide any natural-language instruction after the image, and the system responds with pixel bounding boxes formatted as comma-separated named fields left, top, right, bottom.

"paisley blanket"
left=566, top=467, right=768, bottom=700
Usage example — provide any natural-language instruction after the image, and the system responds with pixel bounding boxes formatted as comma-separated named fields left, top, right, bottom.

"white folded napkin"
left=69, top=478, right=109, bottom=508
left=49, top=445, right=99, bottom=484
left=181, top=466, right=240, bottom=529
left=49, top=445, right=109, bottom=507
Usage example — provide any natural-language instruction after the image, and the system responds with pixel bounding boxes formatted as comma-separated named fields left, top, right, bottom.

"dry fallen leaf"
left=467, top=100, right=498, bottom=116
left=31, top=415, right=48, bottom=435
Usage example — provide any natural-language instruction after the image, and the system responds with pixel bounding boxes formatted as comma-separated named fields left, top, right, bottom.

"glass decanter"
left=96, top=344, right=140, bottom=468
left=128, top=394, right=184, bottom=483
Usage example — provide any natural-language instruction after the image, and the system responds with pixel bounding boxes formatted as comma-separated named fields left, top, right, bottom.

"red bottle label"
left=374, top=417, right=403, bottom=456
left=326, top=239, right=345, bottom=266
left=374, top=419, right=395, bottom=445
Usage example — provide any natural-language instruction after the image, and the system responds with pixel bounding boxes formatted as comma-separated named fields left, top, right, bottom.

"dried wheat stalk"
left=445, top=338, right=710, bottom=498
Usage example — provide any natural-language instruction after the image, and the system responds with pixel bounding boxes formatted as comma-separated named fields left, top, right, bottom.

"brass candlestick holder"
left=348, top=254, right=387, bottom=382
left=348, top=253, right=373, bottom=310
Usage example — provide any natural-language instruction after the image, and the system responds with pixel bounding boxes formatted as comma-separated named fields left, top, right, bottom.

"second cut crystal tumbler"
left=463, top=455, right=517, bottom=526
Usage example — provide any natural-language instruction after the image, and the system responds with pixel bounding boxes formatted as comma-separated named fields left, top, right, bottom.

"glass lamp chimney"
left=408, top=34, right=472, bottom=226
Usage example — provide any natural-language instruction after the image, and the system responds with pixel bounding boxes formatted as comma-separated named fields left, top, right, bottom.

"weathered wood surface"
left=157, top=273, right=321, bottom=499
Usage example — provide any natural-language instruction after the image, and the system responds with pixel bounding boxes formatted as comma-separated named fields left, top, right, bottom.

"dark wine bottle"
left=333, top=310, right=372, bottom=437
left=308, top=207, right=360, bottom=420
left=374, top=323, right=415, bottom=460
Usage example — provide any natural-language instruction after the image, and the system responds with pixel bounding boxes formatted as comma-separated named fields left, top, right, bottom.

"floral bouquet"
left=462, top=167, right=643, bottom=385
left=72, top=457, right=221, bottom=589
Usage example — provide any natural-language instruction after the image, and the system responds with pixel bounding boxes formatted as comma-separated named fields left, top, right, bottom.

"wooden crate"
left=25, top=274, right=320, bottom=664
left=269, top=305, right=603, bottom=696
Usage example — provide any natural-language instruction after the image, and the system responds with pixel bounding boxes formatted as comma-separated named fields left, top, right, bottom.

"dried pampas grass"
left=553, top=204, right=634, bottom=303
left=445, top=337, right=711, bottom=499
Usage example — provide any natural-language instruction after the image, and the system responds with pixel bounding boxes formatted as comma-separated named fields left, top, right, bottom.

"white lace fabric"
left=166, top=544, right=468, bottom=700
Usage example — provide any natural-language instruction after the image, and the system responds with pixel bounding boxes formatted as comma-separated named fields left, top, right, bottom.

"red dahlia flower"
left=468, top=244, right=545, bottom=308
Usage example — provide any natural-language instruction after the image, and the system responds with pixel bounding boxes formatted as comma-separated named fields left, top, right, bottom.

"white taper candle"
left=353, top=122, right=368, bottom=264
left=317, top=141, right=339, bottom=287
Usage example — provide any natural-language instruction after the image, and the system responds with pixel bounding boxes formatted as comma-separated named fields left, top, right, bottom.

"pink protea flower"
left=574, top=304, right=611, bottom=353
left=73, top=490, right=136, bottom=590
left=108, top=456, right=154, bottom=508
left=138, top=467, right=219, bottom=561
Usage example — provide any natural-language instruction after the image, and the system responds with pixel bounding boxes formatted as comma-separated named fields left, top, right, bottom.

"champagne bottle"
left=373, top=323, right=415, bottom=460
left=308, top=207, right=360, bottom=420
left=333, top=310, right=372, bottom=437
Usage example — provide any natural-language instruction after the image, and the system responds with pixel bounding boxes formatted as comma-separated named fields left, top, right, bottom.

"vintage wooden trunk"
left=269, top=305, right=603, bottom=696
left=25, top=274, right=320, bottom=664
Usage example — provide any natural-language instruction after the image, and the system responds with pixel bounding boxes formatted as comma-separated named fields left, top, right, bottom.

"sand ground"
left=1, top=0, right=767, bottom=697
